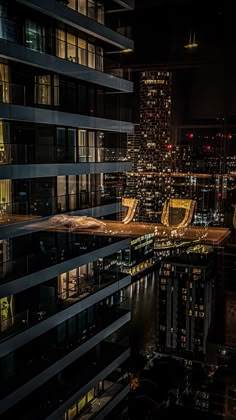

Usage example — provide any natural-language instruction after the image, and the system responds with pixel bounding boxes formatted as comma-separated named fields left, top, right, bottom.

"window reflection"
left=25, top=20, right=45, bottom=52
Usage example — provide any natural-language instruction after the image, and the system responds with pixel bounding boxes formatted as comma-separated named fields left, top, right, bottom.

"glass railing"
left=0, top=79, right=133, bottom=116
left=0, top=270, right=128, bottom=342
left=78, top=374, right=129, bottom=420
left=0, top=190, right=119, bottom=225
left=0, top=17, right=18, bottom=42
left=58, top=0, right=105, bottom=25
left=7, top=339, right=130, bottom=420
left=0, top=144, right=130, bottom=164
left=0, top=233, right=126, bottom=283
left=0, top=305, right=130, bottom=399
left=0, top=17, right=131, bottom=81
left=55, top=37, right=104, bottom=71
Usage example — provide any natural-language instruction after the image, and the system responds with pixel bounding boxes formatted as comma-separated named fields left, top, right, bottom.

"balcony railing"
left=0, top=305, right=130, bottom=399
left=0, top=270, right=128, bottom=342
left=7, top=340, right=130, bottom=420
left=0, top=233, right=126, bottom=283
left=58, top=0, right=105, bottom=25
left=0, top=17, right=132, bottom=81
left=0, top=190, right=120, bottom=225
left=0, top=79, right=132, bottom=118
left=0, top=144, right=130, bottom=164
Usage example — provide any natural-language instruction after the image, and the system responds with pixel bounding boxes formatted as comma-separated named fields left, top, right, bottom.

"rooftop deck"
left=44, top=220, right=231, bottom=246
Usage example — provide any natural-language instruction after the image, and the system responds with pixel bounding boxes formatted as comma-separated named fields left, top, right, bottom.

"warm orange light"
left=184, top=32, right=198, bottom=49
left=184, top=42, right=198, bottom=49
left=121, top=48, right=133, bottom=53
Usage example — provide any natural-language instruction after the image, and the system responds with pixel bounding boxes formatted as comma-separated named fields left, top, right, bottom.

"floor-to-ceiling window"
left=88, top=43, right=95, bottom=69
left=67, top=0, right=104, bottom=24
left=78, top=38, right=87, bottom=65
left=56, top=29, right=66, bottom=59
left=34, top=75, right=59, bottom=106
left=0, top=295, right=14, bottom=332
left=78, top=129, right=87, bottom=162
left=0, top=179, right=11, bottom=218
left=0, top=121, right=9, bottom=164
left=57, top=176, right=67, bottom=212
left=56, top=29, right=103, bottom=70
left=0, top=63, right=10, bottom=103
left=25, top=20, right=45, bottom=52
left=69, top=175, right=77, bottom=210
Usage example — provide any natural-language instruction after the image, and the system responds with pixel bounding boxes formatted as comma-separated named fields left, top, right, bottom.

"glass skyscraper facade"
left=0, top=0, right=134, bottom=418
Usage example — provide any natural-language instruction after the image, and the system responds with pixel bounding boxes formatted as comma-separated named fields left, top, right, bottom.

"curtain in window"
left=0, top=63, right=10, bottom=103
left=56, top=29, right=66, bottom=59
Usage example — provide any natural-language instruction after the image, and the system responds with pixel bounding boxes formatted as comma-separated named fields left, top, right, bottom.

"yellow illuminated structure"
left=122, top=198, right=139, bottom=224
left=184, top=32, right=198, bottom=49
left=0, top=295, right=14, bottom=332
left=161, top=198, right=196, bottom=228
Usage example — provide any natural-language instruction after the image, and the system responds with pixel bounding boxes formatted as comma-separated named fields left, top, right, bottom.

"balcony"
left=0, top=190, right=120, bottom=228
left=0, top=80, right=133, bottom=134
left=0, top=233, right=130, bottom=296
left=15, top=0, right=133, bottom=50
left=0, top=144, right=131, bottom=165
left=0, top=270, right=130, bottom=346
left=6, top=339, right=130, bottom=420
left=0, top=17, right=133, bottom=92
left=0, top=307, right=131, bottom=415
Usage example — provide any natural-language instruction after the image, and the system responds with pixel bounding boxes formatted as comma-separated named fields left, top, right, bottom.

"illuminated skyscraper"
left=126, top=71, right=173, bottom=222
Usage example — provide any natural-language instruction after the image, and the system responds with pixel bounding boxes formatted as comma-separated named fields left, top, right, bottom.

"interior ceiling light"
left=121, top=48, right=133, bottom=53
left=184, top=32, right=198, bottom=49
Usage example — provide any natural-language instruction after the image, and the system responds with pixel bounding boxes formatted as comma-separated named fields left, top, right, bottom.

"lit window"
left=25, top=20, right=45, bottom=52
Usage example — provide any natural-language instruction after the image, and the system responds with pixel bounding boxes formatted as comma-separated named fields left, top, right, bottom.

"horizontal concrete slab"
left=0, top=103, right=134, bottom=133
left=0, top=161, right=132, bottom=179
left=0, top=39, right=133, bottom=93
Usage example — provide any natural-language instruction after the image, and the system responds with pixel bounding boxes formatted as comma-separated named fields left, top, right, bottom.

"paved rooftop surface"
left=43, top=220, right=231, bottom=246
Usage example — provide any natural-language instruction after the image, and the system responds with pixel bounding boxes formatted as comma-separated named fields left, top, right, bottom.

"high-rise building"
left=126, top=70, right=236, bottom=226
left=157, top=252, right=215, bottom=361
left=126, top=70, right=173, bottom=222
left=0, top=0, right=134, bottom=418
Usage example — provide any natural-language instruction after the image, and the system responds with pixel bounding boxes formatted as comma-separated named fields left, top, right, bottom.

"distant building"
left=157, top=252, right=215, bottom=361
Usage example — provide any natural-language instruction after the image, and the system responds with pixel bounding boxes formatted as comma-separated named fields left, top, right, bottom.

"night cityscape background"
left=0, top=0, right=235, bottom=419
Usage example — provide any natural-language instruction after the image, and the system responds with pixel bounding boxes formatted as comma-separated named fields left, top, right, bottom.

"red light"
left=188, top=133, right=194, bottom=139
left=167, top=144, right=172, bottom=150
left=205, top=145, right=211, bottom=151
left=227, top=133, right=232, bottom=140
left=218, top=193, right=222, bottom=197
